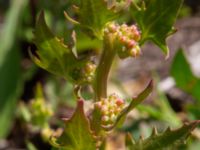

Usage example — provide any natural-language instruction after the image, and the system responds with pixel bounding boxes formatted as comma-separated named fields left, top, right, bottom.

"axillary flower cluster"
left=82, top=62, right=96, bottom=83
left=104, top=22, right=141, bottom=58
left=94, top=94, right=125, bottom=126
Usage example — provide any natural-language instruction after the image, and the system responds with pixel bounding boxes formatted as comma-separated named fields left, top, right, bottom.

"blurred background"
left=0, top=0, right=200, bottom=149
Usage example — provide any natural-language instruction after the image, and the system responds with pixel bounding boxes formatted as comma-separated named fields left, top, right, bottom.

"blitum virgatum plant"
left=30, top=0, right=200, bottom=149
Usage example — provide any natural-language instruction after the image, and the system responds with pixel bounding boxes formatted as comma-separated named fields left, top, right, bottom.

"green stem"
left=94, top=34, right=116, bottom=101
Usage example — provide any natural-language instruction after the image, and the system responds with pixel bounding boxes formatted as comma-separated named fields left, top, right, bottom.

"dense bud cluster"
left=72, top=61, right=96, bottom=84
left=104, top=22, right=141, bottom=58
left=83, top=62, right=96, bottom=83
left=94, top=94, right=125, bottom=126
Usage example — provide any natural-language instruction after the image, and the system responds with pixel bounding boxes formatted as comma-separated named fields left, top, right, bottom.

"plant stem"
left=94, top=34, right=116, bottom=101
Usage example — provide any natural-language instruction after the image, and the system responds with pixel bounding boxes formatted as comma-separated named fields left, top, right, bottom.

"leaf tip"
left=148, top=79, right=154, bottom=90
left=28, top=48, right=44, bottom=67
left=165, top=48, right=170, bottom=60
left=139, top=135, right=144, bottom=141
left=184, top=120, right=200, bottom=130
left=165, top=126, right=172, bottom=132
left=64, top=11, right=80, bottom=25
left=28, top=48, right=37, bottom=61
left=76, top=99, right=86, bottom=115
left=77, top=99, right=84, bottom=107
left=144, top=79, right=153, bottom=95
left=37, top=11, right=45, bottom=25
left=151, top=126, right=158, bottom=136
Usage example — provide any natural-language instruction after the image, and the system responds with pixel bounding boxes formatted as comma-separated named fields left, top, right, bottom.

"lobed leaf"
left=65, top=0, right=130, bottom=38
left=131, top=0, right=183, bottom=57
left=50, top=100, right=96, bottom=150
left=30, top=12, right=86, bottom=83
left=126, top=120, right=200, bottom=150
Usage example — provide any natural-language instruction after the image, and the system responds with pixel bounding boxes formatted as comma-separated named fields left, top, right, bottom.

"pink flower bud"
left=117, top=31, right=122, bottom=37
left=129, top=46, right=140, bottom=57
left=108, top=100, right=115, bottom=107
left=108, top=24, right=117, bottom=33
left=119, top=36, right=127, bottom=43
left=116, top=98, right=124, bottom=106
left=130, top=25, right=137, bottom=31
left=94, top=102, right=102, bottom=109
left=101, top=115, right=109, bottom=122
left=134, top=30, right=141, bottom=41
left=121, top=24, right=128, bottom=31
left=127, top=40, right=136, bottom=48
left=109, top=109, right=115, bottom=114
left=101, top=105, right=108, bottom=113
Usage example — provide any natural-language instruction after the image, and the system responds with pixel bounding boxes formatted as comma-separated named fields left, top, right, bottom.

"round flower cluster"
left=104, top=22, right=141, bottom=58
left=94, top=94, right=125, bottom=126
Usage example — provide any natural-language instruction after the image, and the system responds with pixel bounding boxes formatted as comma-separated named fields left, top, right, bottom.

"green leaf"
left=26, top=141, right=38, bottom=150
left=0, top=0, right=28, bottom=65
left=131, top=0, right=183, bottom=56
left=50, top=100, right=96, bottom=150
left=126, top=120, right=200, bottom=150
left=31, top=12, right=86, bottom=83
left=65, top=0, right=128, bottom=38
left=187, top=104, right=200, bottom=120
left=0, top=48, right=22, bottom=138
left=0, top=0, right=27, bottom=138
left=171, top=49, right=200, bottom=101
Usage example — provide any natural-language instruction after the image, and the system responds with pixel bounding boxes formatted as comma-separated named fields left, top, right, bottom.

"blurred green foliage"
left=171, top=49, right=200, bottom=120
left=0, top=0, right=28, bottom=138
left=171, top=49, right=200, bottom=102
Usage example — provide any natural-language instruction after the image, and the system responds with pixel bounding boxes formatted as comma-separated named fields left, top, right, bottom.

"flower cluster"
left=72, top=61, right=96, bottom=84
left=83, top=62, right=96, bottom=83
left=94, top=94, right=125, bottom=126
left=30, top=98, right=53, bottom=127
left=104, top=22, right=141, bottom=58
